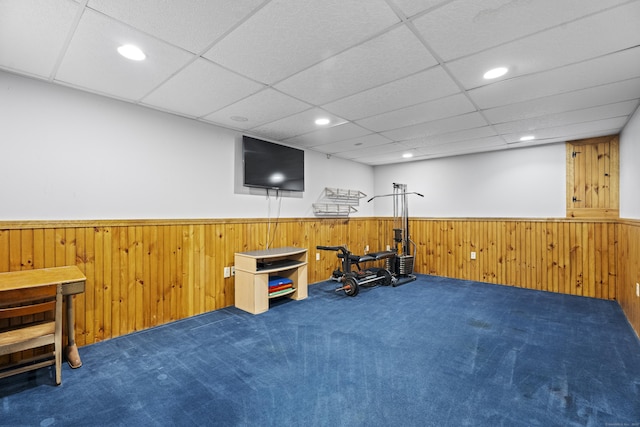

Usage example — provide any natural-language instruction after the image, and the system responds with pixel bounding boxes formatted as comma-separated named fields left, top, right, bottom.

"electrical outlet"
left=386, top=245, right=391, bottom=251
left=636, top=282, right=639, bottom=297
left=231, top=266, right=235, bottom=276
left=365, top=245, right=369, bottom=253
left=316, top=253, right=320, bottom=261
left=470, top=251, right=477, bottom=260
left=223, top=266, right=231, bottom=278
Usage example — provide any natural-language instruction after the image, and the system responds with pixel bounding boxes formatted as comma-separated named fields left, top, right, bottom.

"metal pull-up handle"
left=366, top=192, right=424, bottom=203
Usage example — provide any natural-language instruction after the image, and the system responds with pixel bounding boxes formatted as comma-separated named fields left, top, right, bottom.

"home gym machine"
left=369, top=183, right=424, bottom=285
left=316, top=183, right=423, bottom=297
left=315, top=245, right=395, bottom=296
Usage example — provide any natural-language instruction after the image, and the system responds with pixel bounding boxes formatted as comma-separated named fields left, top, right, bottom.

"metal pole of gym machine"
left=367, top=183, right=424, bottom=277
left=394, top=183, right=410, bottom=255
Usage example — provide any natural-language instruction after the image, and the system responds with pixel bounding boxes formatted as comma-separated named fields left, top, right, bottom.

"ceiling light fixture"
left=315, top=118, right=330, bottom=125
left=402, top=153, right=413, bottom=159
left=519, top=135, right=535, bottom=142
left=117, top=44, right=146, bottom=61
left=483, top=67, right=508, bottom=80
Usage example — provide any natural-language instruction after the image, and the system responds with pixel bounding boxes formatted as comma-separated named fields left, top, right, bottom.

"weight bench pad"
left=368, top=251, right=396, bottom=260
left=341, top=251, right=395, bottom=263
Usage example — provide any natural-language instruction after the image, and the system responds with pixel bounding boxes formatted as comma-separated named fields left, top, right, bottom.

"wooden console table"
left=0, top=266, right=86, bottom=368
left=234, top=247, right=308, bottom=314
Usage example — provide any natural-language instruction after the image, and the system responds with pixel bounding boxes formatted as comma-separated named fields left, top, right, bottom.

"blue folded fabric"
left=268, top=275, right=293, bottom=288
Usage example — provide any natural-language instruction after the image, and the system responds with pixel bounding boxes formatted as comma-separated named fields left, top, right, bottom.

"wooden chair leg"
left=55, top=285, right=62, bottom=385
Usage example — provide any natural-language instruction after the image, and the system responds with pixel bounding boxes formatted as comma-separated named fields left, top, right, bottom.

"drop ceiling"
left=1, top=0, right=639, bottom=165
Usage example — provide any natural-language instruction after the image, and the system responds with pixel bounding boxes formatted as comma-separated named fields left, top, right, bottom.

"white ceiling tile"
left=505, top=138, right=566, bottom=150
left=355, top=154, right=410, bottom=165
left=493, top=100, right=639, bottom=135
left=322, top=67, right=460, bottom=120
left=2, top=0, right=636, bottom=165
left=467, top=47, right=640, bottom=109
left=340, top=141, right=410, bottom=159
left=202, top=89, right=311, bottom=130
left=401, top=126, right=498, bottom=147
left=283, top=123, right=370, bottom=148
left=445, top=1, right=640, bottom=90
left=0, top=0, right=79, bottom=78
left=248, top=109, right=347, bottom=141
left=142, top=58, right=264, bottom=118
left=356, top=93, right=475, bottom=132
left=413, top=0, right=631, bottom=61
left=381, top=112, right=488, bottom=141
left=417, top=146, right=508, bottom=161
left=501, top=117, right=629, bottom=144
left=484, top=77, right=640, bottom=124
left=55, top=9, right=194, bottom=100
left=275, top=26, right=437, bottom=105
left=390, top=0, right=450, bottom=17
left=417, top=136, right=506, bottom=155
left=87, top=0, right=265, bottom=53
left=309, top=134, right=393, bottom=154
left=203, top=0, right=399, bottom=84
left=506, top=129, right=620, bottom=149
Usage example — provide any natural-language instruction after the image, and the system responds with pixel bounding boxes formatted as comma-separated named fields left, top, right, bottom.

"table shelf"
left=234, top=247, right=308, bottom=314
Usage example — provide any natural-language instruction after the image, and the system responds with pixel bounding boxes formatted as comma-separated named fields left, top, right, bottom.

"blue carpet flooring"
left=1, top=275, right=639, bottom=426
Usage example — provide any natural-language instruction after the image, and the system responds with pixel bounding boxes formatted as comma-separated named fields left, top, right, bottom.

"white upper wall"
left=0, top=71, right=374, bottom=220
left=372, top=144, right=566, bottom=218
left=620, top=104, right=640, bottom=219
left=4, top=70, right=633, bottom=222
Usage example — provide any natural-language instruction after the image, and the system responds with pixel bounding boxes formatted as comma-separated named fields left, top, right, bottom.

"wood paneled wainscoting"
left=404, top=218, right=618, bottom=299
left=0, top=218, right=375, bottom=351
left=618, top=220, right=640, bottom=338
left=2, top=216, right=637, bottom=357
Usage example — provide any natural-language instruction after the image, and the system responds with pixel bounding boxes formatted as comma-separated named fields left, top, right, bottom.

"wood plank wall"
left=1, top=216, right=634, bottom=352
left=0, top=218, right=364, bottom=349
left=407, top=218, right=617, bottom=299
left=617, top=220, right=640, bottom=338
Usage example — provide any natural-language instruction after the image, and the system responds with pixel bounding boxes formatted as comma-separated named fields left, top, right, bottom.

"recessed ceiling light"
left=519, top=135, right=535, bottom=141
left=402, top=153, right=413, bottom=159
left=315, top=118, right=330, bottom=125
left=483, top=67, right=508, bottom=79
left=117, top=44, right=146, bottom=61
left=230, top=116, right=248, bottom=122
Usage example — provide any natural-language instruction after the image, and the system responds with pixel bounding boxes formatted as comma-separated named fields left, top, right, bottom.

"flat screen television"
left=242, top=135, right=305, bottom=192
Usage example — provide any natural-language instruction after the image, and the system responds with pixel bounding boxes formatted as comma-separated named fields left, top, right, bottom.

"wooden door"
left=566, top=135, right=619, bottom=218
